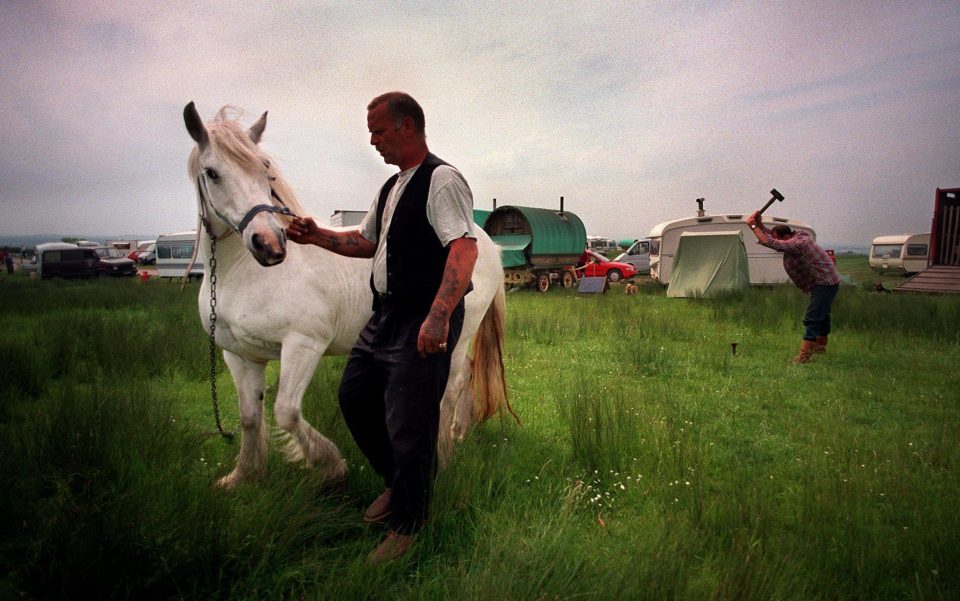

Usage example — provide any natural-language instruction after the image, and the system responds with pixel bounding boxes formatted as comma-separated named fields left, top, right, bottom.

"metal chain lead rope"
left=208, top=235, right=234, bottom=440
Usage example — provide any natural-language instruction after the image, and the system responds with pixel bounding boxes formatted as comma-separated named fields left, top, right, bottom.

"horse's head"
left=183, top=102, right=298, bottom=267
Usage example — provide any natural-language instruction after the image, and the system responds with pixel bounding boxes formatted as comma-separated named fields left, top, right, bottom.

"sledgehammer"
left=757, top=188, right=785, bottom=216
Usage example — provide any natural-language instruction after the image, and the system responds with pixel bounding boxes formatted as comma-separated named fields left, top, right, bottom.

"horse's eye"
left=262, top=159, right=271, bottom=170
left=205, top=168, right=219, bottom=181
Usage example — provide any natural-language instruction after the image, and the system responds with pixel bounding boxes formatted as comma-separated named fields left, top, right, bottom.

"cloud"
left=0, top=1, right=958, bottom=245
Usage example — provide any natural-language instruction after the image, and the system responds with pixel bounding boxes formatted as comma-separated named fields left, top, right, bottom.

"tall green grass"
left=1, top=266, right=958, bottom=600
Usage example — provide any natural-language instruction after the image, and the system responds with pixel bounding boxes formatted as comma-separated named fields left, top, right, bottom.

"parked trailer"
left=105, top=239, right=139, bottom=258
left=930, top=188, right=960, bottom=268
left=155, top=231, right=204, bottom=279
left=869, top=233, right=931, bottom=275
left=587, top=236, right=618, bottom=254
left=896, top=188, right=960, bottom=294
left=484, top=203, right=587, bottom=292
left=649, top=212, right=816, bottom=285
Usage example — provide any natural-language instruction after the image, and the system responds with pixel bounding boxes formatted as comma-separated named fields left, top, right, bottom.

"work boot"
left=813, top=335, right=828, bottom=354
left=793, top=340, right=816, bottom=364
left=363, top=487, right=392, bottom=523
left=367, top=530, right=416, bottom=565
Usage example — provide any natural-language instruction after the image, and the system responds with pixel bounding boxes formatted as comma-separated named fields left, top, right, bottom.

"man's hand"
left=286, top=216, right=319, bottom=245
left=417, top=309, right=450, bottom=358
left=417, top=236, right=478, bottom=358
left=285, top=218, right=377, bottom=257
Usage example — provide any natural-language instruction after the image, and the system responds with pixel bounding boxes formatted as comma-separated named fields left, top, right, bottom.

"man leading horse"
left=286, top=91, right=478, bottom=564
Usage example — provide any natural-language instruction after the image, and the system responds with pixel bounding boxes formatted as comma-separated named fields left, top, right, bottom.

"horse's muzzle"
left=250, top=231, right=287, bottom=266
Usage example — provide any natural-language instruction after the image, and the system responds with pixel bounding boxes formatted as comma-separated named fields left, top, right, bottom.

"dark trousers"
left=338, top=302, right=463, bottom=534
left=803, top=283, right=839, bottom=340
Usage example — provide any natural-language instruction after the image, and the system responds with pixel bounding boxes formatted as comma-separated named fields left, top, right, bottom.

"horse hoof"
left=329, top=458, right=349, bottom=483
left=215, top=470, right=246, bottom=490
left=322, top=461, right=349, bottom=496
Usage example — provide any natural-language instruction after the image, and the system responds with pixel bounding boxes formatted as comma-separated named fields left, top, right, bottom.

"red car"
left=578, top=249, right=638, bottom=283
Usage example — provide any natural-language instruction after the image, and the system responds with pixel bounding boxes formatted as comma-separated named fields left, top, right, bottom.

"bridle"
left=195, top=170, right=296, bottom=240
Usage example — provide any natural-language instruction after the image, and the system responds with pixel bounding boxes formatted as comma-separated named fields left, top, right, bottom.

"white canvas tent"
left=649, top=213, right=815, bottom=284
left=666, top=231, right=750, bottom=298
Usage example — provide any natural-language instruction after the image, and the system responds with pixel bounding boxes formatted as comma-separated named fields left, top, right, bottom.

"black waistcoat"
left=372, top=153, right=466, bottom=314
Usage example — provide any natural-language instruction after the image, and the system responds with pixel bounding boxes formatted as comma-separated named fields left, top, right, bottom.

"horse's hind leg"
left=273, top=339, right=348, bottom=485
left=218, top=351, right=268, bottom=489
left=438, top=346, right=473, bottom=468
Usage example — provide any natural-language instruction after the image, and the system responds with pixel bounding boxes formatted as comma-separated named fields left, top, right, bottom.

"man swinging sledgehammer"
left=746, top=200, right=841, bottom=364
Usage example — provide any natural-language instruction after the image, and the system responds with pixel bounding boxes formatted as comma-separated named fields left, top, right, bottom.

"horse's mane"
left=188, top=106, right=307, bottom=219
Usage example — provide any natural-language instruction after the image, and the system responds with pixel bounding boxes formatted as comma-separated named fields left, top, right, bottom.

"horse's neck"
left=199, top=230, right=243, bottom=266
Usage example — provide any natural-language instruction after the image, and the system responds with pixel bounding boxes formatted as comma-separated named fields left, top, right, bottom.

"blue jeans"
left=803, top=284, right=839, bottom=341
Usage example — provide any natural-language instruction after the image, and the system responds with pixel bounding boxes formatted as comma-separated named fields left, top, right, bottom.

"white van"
left=614, top=238, right=651, bottom=273
left=649, top=213, right=817, bottom=285
left=155, top=231, right=204, bottom=279
left=136, top=240, right=157, bottom=265
left=869, top=233, right=930, bottom=275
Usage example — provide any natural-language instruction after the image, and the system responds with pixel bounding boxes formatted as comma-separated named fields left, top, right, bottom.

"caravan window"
left=906, top=244, right=928, bottom=257
left=872, top=244, right=901, bottom=259
left=157, top=243, right=194, bottom=260
left=650, top=239, right=660, bottom=256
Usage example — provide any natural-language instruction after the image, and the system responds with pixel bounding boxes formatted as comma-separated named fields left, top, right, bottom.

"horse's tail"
left=471, top=283, right=519, bottom=425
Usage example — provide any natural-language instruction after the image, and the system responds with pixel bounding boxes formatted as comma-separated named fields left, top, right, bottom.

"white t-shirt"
left=359, top=163, right=476, bottom=294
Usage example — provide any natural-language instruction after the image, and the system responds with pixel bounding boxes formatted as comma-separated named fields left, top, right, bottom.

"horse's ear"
left=248, top=111, right=268, bottom=144
left=184, top=101, right=208, bottom=145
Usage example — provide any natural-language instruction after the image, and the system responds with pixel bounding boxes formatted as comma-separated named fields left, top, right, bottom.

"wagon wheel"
left=560, top=269, right=576, bottom=288
left=536, top=272, right=551, bottom=292
left=606, top=269, right=623, bottom=283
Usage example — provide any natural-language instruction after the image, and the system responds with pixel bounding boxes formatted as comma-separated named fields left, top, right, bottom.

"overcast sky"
left=1, top=1, right=958, bottom=246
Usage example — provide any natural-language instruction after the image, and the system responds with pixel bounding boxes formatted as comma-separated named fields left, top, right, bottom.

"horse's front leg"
left=273, top=336, right=348, bottom=485
left=217, top=350, right=268, bottom=489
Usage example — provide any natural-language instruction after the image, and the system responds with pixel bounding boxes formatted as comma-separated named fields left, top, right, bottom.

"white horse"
left=183, top=102, right=509, bottom=489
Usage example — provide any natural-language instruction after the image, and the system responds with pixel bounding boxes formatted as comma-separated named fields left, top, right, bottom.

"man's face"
left=367, top=103, right=404, bottom=167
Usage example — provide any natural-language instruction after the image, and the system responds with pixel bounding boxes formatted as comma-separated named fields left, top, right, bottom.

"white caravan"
left=649, top=213, right=817, bottom=285
left=155, top=231, right=204, bottom=279
left=869, top=233, right=930, bottom=275
left=587, top=236, right=618, bottom=254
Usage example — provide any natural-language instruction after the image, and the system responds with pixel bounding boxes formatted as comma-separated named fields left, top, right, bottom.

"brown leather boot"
left=367, top=530, right=416, bottom=565
left=793, top=340, right=816, bottom=364
left=363, top=488, right=392, bottom=523
left=813, top=335, right=828, bottom=353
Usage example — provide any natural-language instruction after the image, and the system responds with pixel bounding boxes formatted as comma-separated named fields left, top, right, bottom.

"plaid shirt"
left=762, top=231, right=840, bottom=292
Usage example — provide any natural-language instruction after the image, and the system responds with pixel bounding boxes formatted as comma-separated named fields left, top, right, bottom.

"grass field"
left=1, top=256, right=958, bottom=600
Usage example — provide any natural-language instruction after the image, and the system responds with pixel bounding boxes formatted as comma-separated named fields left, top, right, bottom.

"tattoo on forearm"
left=321, top=231, right=362, bottom=252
